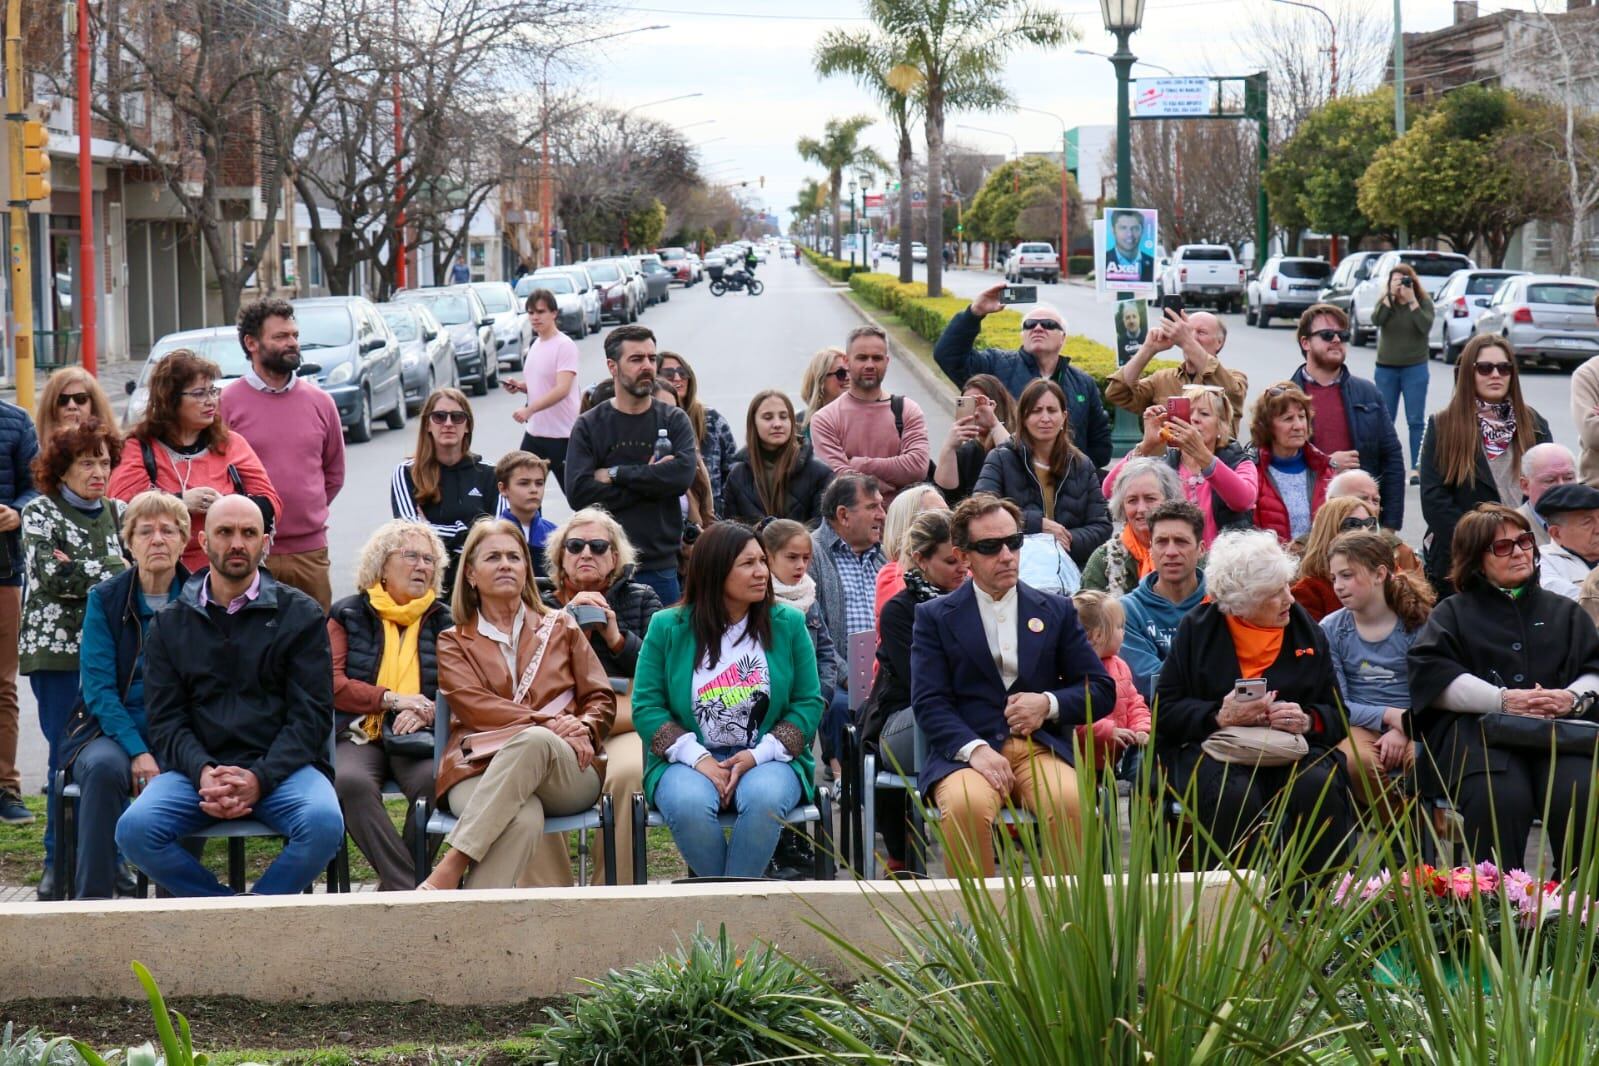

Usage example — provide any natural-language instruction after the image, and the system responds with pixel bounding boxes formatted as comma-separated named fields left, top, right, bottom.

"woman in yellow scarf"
left=328, top=520, right=453, bottom=890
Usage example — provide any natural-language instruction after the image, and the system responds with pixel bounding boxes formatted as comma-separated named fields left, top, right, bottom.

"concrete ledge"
left=0, top=874, right=1245, bottom=1004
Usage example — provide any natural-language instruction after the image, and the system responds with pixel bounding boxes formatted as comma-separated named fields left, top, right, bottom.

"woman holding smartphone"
left=1372, top=264, right=1434, bottom=479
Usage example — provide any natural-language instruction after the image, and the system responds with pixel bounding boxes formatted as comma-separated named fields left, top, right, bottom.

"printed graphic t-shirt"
left=691, top=616, right=772, bottom=751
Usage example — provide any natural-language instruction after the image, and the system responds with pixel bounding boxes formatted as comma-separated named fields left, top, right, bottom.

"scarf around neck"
left=360, top=583, right=436, bottom=740
left=1120, top=524, right=1155, bottom=580
left=773, top=572, right=817, bottom=613
left=1477, top=398, right=1517, bottom=461
left=903, top=567, right=943, bottom=603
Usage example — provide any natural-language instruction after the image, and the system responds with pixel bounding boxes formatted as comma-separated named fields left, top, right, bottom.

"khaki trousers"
left=932, top=736, right=1080, bottom=878
left=518, top=728, right=640, bottom=887
left=444, top=726, right=600, bottom=889
left=1336, top=725, right=1412, bottom=819
left=266, top=547, right=332, bottom=613
left=0, top=586, right=18, bottom=794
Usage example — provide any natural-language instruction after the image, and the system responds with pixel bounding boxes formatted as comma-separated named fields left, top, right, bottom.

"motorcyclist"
left=744, top=246, right=758, bottom=275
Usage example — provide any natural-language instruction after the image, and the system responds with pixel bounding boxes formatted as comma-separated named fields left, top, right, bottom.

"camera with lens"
left=565, top=602, right=609, bottom=631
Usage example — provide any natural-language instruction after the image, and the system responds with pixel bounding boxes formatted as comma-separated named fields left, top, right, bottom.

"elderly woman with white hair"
left=1154, top=529, right=1352, bottom=874
left=328, top=519, right=453, bottom=890
left=1081, top=457, right=1183, bottom=595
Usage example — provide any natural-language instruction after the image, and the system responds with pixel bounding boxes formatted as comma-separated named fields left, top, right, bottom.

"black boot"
left=35, top=866, right=57, bottom=901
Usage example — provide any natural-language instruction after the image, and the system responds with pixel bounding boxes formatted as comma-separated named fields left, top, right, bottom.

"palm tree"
left=797, top=115, right=891, bottom=259
left=791, top=177, right=828, bottom=244
left=867, top=0, right=1071, bottom=296
left=815, top=28, right=1007, bottom=283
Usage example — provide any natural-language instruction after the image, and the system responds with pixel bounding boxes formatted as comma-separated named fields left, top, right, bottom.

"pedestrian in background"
left=809, top=325, right=931, bottom=507
left=1371, top=264, right=1434, bottom=481
left=389, top=387, right=500, bottom=598
left=222, top=298, right=346, bottom=611
left=0, top=397, right=37, bottom=826
left=505, top=288, right=579, bottom=493
left=797, top=346, right=847, bottom=443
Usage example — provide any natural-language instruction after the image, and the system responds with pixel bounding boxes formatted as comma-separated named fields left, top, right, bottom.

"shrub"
left=0, top=1025, right=82, bottom=1066
left=801, top=246, right=861, bottom=282
left=531, top=926, right=844, bottom=1064
left=1067, top=254, right=1093, bottom=276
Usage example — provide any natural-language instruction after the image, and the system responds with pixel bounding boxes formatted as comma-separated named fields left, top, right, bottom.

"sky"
left=571, top=0, right=1552, bottom=230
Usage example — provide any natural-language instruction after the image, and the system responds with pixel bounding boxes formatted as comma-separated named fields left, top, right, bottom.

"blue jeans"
left=115, top=766, right=344, bottom=896
left=822, top=685, right=851, bottom=764
left=72, top=736, right=136, bottom=899
left=654, top=751, right=803, bottom=878
left=30, top=670, right=79, bottom=872
left=1375, top=362, right=1428, bottom=469
left=635, top=567, right=680, bottom=605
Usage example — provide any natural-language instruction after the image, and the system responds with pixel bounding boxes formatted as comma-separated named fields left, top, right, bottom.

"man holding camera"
left=1106, top=305, right=1248, bottom=435
left=934, top=282, right=1112, bottom=469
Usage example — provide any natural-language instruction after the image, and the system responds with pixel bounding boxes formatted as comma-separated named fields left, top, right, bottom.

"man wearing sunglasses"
left=1107, top=307, right=1248, bottom=436
left=934, top=284, right=1112, bottom=469
left=1517, top=443, right=1577, bottom=548
left=909, top=494, right=1114, bottom=877
left=1535, top=483, right=1599, bottom=602
left=1288, top=303, right=1406, bottom=531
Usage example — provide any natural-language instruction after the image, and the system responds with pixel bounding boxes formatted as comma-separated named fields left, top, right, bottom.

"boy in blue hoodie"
left=1119, top=501, right=1208, bottom=699
left=495, top=451, right=557, bottom=578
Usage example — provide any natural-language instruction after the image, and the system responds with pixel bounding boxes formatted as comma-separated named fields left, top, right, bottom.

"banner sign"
left=1133, top=77, right=1210, bottom=117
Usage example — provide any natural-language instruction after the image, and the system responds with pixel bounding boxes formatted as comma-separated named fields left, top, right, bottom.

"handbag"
left=1480, top=712, right=1599, bottom=756
left=1018, top=532, right=1081, bottom=595
left=57, top=700, right=105, bottom=772
left=381, top=713, right=434, bottom=759
left=1201, top=725, right=1308, bottom=767
left=458, top=613, right=572, bottom=763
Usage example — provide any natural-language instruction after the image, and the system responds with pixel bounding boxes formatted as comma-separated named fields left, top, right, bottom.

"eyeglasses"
left=1487, top=532, right=1537, bottom=557
left=1339, top=516, right=1380, bottom=532
left=428, top=410, right=470, bottom=425
left=965, top=532, right=1025, bottom=556
left=1475, top=361, right=1514, bottom=377
left=56, top=391, right=91, bottom=408
left=1310, top=329, right=1352, bottom=344
left=564, top=538, right=613, bottom=556
left=1021, top=319, right=1063, bottom=332
left=180, top=386, right=222, bottom=402
left=1264, top=385, right=1294, bottom=398
left=828, top=368, right=850, bottom=382
left=658, top=367, right=689, bottom=381
left=397, top=549, right=438, bottom=567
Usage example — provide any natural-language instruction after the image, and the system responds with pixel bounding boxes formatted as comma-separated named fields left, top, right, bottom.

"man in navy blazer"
left=910, top=494, right=1114, bottom=876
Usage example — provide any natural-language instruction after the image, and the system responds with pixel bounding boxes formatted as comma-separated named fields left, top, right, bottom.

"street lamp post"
left=1273, top=0, right=1340, bottom=264
left=848, top=177, right=858, bottom=269
left=1013, top=105, right=1071, bottom=279
left=858, top=171, right=873, bottom=267
left=1100, top=0, right=1146, bottom=459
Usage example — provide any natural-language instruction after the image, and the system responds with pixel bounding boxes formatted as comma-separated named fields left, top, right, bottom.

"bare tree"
left=553, top=109, right=700, bottom=256
left=1125, top=119, right=1257, bottom=248
left=1516, top=5, right=1599, bottom=273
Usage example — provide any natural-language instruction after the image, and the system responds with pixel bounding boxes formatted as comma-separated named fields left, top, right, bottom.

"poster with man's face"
left=1097, top=208, right=1159, bottom=298
left=1114, top=299, right=1148, bottom=366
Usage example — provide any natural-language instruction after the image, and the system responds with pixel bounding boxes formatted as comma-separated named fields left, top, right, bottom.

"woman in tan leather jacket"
left=422, top=518, right=615, bottom=889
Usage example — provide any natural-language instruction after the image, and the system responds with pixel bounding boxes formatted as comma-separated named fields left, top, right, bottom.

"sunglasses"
left=1487, top=531, right=1537, bottom=557
left=965, top=532, right=1026, bottom=556
left=658, top=367, right=689, bottom=381
left=828, top=368, right=850, bottom=382
left=56, top=391, right=91, bottom=408
left=1339, top=515, right=1379, bottom=532
left=1475, top=361, right=1514, bottom=377
left=564, top=538, right=613, bottom=556
left=428, top=410, right=470, bottom=425
left=1310, top=329, right=1351, bottom=344
left=1021, top=319, right=1063, bottom=332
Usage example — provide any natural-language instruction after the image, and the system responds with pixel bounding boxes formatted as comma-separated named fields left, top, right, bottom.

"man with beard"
left=808, top=324, right=930, bottom=506
left=220, top=299, right=345, bottom=610
left=567, top=324, right=699, bottom=604
left=115, top=496, right=343, bottom=896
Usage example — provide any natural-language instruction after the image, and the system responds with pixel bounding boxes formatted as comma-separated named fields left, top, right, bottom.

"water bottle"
left=651, top=428, right=672, bottom=462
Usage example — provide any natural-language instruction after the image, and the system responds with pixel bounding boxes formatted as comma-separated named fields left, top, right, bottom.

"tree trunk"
left=830, top=170, right=844, bottom=258
left=925, top=91, right=945, bottom=298
left=897, top=126, right=914, bottom=284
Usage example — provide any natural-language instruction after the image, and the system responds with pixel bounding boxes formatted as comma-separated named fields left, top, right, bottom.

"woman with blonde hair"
left=1290, top=496, right=1380, bottom=622
left=389, top=387, right=499, bottom=596
left=874, top=482, right=947, bottom=619
left=37, top=366, right=119, bottom=443
left=797, top=346, right=848, bottom=441
left=425, top=519, right=616, bottom=889
left=328, top=519, right=452, bottom=890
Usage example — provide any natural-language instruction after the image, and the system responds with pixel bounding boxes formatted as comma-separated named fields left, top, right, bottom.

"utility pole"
left=1393, top=0, right=1407, bottom=246
left=6, top=0, right=37, bottom=410
left=75, top=0, right=97, bottom=373
left=392, top=0, right=406, bottom=289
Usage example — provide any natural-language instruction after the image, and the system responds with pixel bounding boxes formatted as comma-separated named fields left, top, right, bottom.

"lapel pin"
left=1028, top=617, right=1044, bottom=633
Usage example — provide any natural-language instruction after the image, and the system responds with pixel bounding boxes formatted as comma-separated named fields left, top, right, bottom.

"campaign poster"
left=1097, top=208, right=1158, bottom=299
left=1115, top=299, right=1148, bottom=367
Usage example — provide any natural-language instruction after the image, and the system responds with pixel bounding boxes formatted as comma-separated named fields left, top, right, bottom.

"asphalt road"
left=11, top=254, right=954, bottom=795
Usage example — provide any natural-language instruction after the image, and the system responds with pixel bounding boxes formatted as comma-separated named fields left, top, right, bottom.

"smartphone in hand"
left=1165, top=395, right=1191, bottom=422
left=1159, top=293, right=1186, bottom=315
left=1001, top=284, right=1038, bottom=305
left=1234, top=678, right=1267, bottom=702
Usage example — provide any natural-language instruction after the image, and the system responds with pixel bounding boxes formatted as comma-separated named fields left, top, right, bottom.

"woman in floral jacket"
left=21, top=418, right=128, bottom=896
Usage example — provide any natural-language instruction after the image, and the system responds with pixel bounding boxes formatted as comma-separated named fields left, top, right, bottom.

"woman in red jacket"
left=108, top=349, right=281, bottom=573
left=1250, top=382, right=1331, bottom=544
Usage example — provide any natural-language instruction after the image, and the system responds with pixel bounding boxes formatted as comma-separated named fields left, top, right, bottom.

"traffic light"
left=22, top=120, right=51, bottom=202
left=759, top=176, right=764, bottom=188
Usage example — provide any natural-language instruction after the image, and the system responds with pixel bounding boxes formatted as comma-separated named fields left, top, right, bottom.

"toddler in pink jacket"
left=1072, top=590, right=1152, bottom=770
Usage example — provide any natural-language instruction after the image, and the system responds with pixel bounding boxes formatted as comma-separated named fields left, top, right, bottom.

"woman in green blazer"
left=633, top=522, right=823, bottom=878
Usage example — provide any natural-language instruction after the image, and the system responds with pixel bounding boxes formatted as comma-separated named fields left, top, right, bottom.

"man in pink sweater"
left=220, top=299, right=346, bottom=610
left=808, top=324, right=931, bottom=505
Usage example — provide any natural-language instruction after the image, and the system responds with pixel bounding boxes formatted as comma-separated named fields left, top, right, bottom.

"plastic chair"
left=411, top=693, right=617, bottom=887
left=836, top=631, right=878, bottom=873
left=630, top=784, right=835, bottom=884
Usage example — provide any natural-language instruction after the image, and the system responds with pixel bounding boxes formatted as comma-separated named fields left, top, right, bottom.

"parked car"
left=467, top=281, right=528, bottom=371
left=580, top=260, right=639, bottom=323
left=1004, top=242, right=1060, bottom=284
left=514, top=272, right=589, bottom=339
left=537, top=265, right=603, bottom=333
left=1158, top=245, right=1246, bottom=312
left=124, top=327, right=249, bottom=424
left=1349, top=249, right=1476, bottom=346
left=639, top=260, right=673, bottom=305
left=1428, top=269, right=1527, bottom=364
left=378, top=301, right=456, bottom=412
left=657, top=247, right=696, bottom=285
left=391, top=285, right=497, bottom=395
left=590, top=257, right=649, bottom=318
left=291, top=295, right=406, bottom=443
left=1472, top=274, right=1599, bottom=369
left=910, top=242, right=928, bottom=263
left=1246, top=257, right=1332, bottom=329
left=1317, top=250, right=1383, bottom=318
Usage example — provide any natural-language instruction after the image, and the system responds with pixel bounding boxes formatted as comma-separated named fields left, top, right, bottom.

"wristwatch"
left=607, top=465, right=620, bottom=481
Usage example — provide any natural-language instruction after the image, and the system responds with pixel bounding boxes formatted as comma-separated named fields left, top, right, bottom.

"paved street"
left=10, top=255, right=953, bottom=796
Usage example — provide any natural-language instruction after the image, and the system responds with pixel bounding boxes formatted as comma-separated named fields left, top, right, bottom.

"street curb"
left=830, top=288, right=957, bottom=418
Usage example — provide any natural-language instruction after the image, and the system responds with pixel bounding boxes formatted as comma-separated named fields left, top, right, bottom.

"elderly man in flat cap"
left=1537, top=482, right=1599, bottom=601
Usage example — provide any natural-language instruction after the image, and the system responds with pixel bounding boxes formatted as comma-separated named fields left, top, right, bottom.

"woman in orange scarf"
left=1081, top=457, right=1182, bottom=595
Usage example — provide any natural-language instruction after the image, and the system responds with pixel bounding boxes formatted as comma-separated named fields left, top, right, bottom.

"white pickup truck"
left=1158, top=245, right=1247, bottom=312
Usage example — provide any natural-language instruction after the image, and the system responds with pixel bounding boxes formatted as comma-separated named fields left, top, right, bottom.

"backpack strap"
left=890, top=394, right=905, bottom=441
left=140, top=439, right=160, bottom=490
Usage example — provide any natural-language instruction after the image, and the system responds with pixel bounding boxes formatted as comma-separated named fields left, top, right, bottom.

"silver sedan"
left=1473, top=274, right=1599, bottom=369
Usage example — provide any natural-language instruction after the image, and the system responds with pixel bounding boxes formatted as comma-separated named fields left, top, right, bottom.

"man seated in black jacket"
left=115, top=496, right=343, bottom=895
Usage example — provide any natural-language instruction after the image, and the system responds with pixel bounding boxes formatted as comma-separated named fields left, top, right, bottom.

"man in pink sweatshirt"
left=808, top=325, right=931, bottom=506
left=221, top=299, right=346, bottom=610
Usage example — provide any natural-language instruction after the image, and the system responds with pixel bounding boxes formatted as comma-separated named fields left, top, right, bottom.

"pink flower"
left=1448, top=869, right=1481, bottom=900
left=1473, top=861, right=1500, bottom=892
left=1335, top=872, right=1358, bottom=905
left=1360, top=872, right=1392, bottom=902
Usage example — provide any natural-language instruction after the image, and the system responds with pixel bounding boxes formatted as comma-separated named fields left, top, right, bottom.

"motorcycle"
left=709, top=269, right=763, bottom=297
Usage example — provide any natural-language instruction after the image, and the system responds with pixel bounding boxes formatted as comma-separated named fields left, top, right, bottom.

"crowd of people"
left=4, top=264, right=1599, bottom=897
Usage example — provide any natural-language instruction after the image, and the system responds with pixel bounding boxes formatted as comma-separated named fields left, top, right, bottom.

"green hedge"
left=1068, top=255, right=1094, bottom=276
left=800, top=245, right=861, bottom=281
